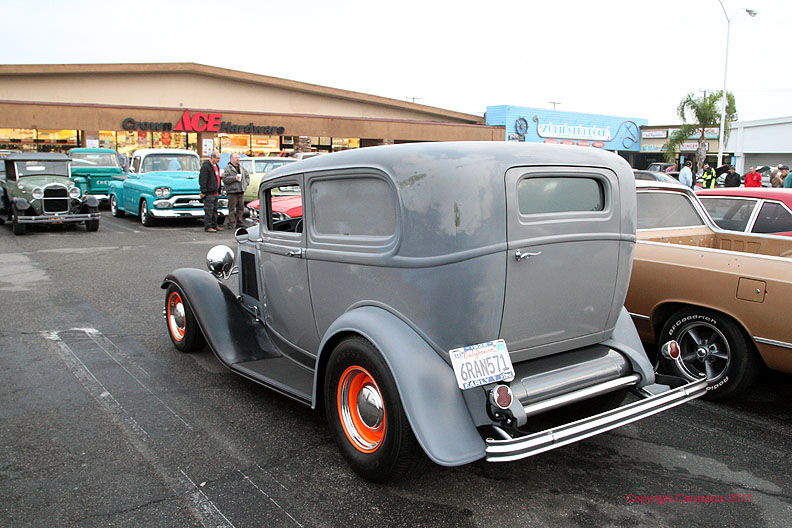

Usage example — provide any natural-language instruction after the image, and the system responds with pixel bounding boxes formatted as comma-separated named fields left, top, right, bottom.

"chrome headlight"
left=31, top=187, right=44, bottom=199
left=154, top=187, right=171, bottom=198
left=218, top=198, right=228, bottom=207
left=69, top=186, right=81, bottom=198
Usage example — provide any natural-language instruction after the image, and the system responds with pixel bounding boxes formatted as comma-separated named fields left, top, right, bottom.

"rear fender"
left=602, top=307, right=656, bottom=385
left=314, top=306, right=485, bottom=466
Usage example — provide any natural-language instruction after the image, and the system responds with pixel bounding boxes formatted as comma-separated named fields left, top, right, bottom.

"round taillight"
left=661, top=340, right=681, bottom=360
left=490, top=385, right=513, bottom=410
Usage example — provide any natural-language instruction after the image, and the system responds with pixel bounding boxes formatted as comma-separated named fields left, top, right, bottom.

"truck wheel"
left=165, top=284, right=205, bottom=352
left=86, top=206, right=100, bottom=232
left=325, top=336, right=429, bottom=482
left=140, top=200, right=156, bottom=227
left=659, top=308, right=760, bottom=399
left=11, top=206, right=25, bottom=236
left=110, top=195, right=125, bottom=217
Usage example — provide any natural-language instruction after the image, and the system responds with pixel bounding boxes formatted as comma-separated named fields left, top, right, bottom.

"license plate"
left=188, top=200, right=202, bottom=206
left=449, top=339, right=515, bottom=390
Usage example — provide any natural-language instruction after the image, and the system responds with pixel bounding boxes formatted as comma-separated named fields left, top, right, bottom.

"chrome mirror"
left=206, top=245, right=237, bottom=280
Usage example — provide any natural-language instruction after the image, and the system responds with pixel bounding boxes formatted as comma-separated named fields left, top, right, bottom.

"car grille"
left=173, top=196, right=203, bottom=208
left=43, top=185, right=69, bottom=214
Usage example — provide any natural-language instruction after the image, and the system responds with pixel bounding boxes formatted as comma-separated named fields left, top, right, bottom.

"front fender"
left=12, top=196, right=30, bottom=210
left=314, top=306, right=485, bottom=467
left=83, top=195, right=99, bottom=208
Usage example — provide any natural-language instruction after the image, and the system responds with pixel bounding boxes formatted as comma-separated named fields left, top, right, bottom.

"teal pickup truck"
left=69, top=148, right=125, bottom=204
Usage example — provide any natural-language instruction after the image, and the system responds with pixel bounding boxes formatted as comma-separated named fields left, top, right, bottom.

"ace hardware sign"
left=122, top=110, right=285, bottom=135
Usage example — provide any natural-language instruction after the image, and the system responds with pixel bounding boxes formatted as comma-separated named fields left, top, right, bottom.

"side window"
left=517, top=177, right=604, bottom=215
left=753, top=202, right=792, bottom=233
left=239, top=160, right=252, bottom=173
left=132, top=157, right=141, bottom=173
left=636, top=192, right=705, bottom=229
left=310, top=177, right=396, bottom=238
left=263, top=182, right=303, bottom=233
left=699, top=197, right=756, bottom=232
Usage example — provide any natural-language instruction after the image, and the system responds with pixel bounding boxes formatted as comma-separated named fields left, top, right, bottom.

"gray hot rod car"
left=162, top=142, right=706, bottom=481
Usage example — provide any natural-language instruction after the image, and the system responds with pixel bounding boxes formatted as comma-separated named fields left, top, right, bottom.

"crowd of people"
left=674, top=161, right=791, bottom=188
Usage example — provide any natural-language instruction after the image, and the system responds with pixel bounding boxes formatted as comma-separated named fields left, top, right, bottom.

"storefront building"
left=485, top=105, right=647, bottom=166
left=638, top=125, right=725, bottom=170
left=725, top=117, right=792, bottom=173
left=0, top=63, right=503, bottom=156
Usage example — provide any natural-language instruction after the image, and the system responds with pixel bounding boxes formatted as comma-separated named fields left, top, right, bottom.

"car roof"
left=696, top=187, right=792, bottom=204
left=133, top=149, right=198, bottom=157
left=69, top=148, right=117, bottom=154
left=5, top=152, right=70, bottom=161
left=635, top=179, right=695, bottom=192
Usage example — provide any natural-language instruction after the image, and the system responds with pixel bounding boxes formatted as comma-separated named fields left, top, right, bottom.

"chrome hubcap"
left=356, top=383, right=384, bottom=429
left=168, top=297, right=185, bottom=336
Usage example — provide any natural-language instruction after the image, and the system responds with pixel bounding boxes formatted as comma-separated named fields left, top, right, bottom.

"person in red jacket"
left=744, top=166, right=762, bottom=187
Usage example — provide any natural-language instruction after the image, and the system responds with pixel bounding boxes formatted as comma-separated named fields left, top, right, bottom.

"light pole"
left=716, top=1, right=757, bottom=167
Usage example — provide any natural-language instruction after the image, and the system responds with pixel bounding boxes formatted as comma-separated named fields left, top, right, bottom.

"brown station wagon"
left=626, top=181, right=792, bottom=399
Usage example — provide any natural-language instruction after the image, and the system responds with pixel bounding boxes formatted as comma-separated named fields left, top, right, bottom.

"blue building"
left=486, top=105, right=647, bottom=166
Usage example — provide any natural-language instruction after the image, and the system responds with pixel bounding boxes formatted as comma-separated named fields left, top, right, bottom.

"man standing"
left=744, top=166, right=762, bottom=187
left=679, top=161, right=693, bottom=188
left=781, top=165, right=792, bottom=188
left=700, top=163, right=717, bottom=188
left=222, top=153, right=250, bottom=229
left=199, top=150, right=223, bottom=232
left=724, top=166, right=741, bottom=187
left=771, top=164, right=785, bottom=187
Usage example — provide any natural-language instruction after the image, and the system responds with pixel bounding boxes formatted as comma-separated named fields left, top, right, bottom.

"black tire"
left=217, top=213, right=225, bottom=225
left=658, top=308, right=760, bottom=399
left=11, top=206, right=25, bottom=236
left=164, top=284, right=206, bottom=352
left=86, top=206, right=99, bottom=232
left=325, top=336, right=430, bottom=482
left=110, top=194, right=125, bottom=217
left=140, top=200, right=156, bottom=227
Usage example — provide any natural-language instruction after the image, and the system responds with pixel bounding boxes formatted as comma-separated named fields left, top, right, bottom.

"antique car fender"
left=602, top=307, right=656, bottom=386
left=83, top=195, right=99, bottom=208
left=314, top=305, right=486, bottom=467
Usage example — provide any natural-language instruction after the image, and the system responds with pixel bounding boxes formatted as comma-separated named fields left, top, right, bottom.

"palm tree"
left=664, top=91, right=737, bottom=169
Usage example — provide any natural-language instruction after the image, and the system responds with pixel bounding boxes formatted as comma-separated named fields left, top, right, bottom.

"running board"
left=485, top=376, right=707, bottom=463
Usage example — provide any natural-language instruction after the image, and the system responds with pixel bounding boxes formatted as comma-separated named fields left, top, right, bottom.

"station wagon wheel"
left=325, top=336, right=429, bottom=482
left=140, top=200, right=156, bottom=227
left=11, top=205, right=25, bottom=236
left=165, top=284, right=205, bottom=352
left=659, top=308, right=759, bottom=399
left=110, top=194, right=125, bottom=217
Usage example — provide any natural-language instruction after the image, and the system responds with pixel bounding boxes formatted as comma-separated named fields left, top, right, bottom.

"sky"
left=3, top=0, right=790, bottom=125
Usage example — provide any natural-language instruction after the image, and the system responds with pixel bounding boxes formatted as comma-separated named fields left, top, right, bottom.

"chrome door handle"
left=287, top=249, right=303, bottom=258
left=515, top=250, right=541, bottom=261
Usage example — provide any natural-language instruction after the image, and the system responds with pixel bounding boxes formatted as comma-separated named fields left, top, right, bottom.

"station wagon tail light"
left=31, top=187, right=44, bottom=199
left=489, top=385, right=513, bottom=410
left=154, top=186, right=171, bottom=197
left=69, top=186, right=81, bottom=198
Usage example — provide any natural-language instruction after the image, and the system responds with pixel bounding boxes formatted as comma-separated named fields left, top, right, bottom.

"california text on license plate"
left=449, top=339, right=515, bottom=390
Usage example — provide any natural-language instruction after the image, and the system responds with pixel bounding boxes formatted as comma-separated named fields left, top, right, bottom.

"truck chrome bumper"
left=150, top=207, right=229, bottom=218
left=17, top=212, right=101, bottom=224
left=485, top=376, right=707, bottom=463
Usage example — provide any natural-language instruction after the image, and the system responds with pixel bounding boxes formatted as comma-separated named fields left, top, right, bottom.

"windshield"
left=140, top=154, right=200, bottom=173
left=15, top=160, right=70, bottom=178
left=71, top=152, right=120, bottom=168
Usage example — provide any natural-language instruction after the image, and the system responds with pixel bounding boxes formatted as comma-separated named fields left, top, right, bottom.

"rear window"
left=699, top=197, right=757, bottom=232
left=637, top=192, right=705, bottom=229
left=517, top=177, right=604, bottom=214
left=753, top=202, right=792, bottom=233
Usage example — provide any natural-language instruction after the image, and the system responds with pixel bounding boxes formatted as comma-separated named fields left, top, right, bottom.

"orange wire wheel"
left=337, top=366, right=386, bottom=453
left=167, top=291, right=186, bottom=342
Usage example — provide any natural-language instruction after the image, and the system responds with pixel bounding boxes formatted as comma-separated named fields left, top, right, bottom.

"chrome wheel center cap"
left=357, top=384, right=383, bottom=429
left=173, top=303, right=185, bottom=328
left=696, top=346, right=709, bottom=360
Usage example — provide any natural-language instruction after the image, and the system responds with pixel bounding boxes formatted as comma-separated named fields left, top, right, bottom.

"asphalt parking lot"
left=1, top=211, right=791, bottom=528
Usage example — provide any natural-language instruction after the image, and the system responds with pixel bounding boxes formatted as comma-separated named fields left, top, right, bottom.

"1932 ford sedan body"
left=161, top=142, right=706, bottom=481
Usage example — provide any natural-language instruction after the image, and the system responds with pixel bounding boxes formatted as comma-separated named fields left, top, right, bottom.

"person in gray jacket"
left=222, top=153, right=250, bottom=229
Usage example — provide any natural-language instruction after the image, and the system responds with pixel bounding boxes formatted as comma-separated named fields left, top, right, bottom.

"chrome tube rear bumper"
left=485, top=376, right=707, bottom=463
